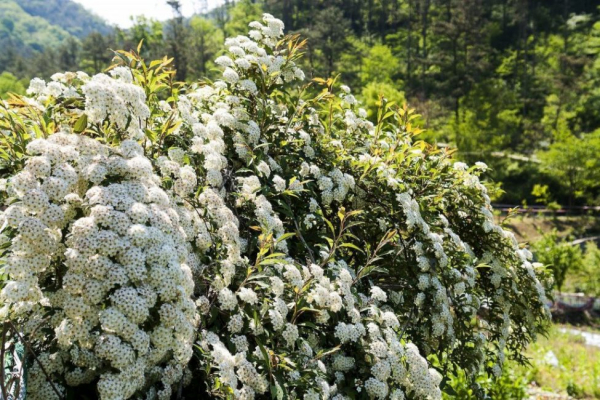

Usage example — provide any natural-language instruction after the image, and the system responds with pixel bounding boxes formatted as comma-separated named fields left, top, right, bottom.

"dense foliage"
left=13, top=0, right=111, bottom=38
left=0, top=1, right=73, bottom=57
left=532, top=230, right=583, bottom=292
left=0, top=0, right=109, bottom=61
left=0, top=14, right=551, bottom=400
left=533, top=230, right=600, bottom=296
left=2, top=0, right=600, bottom=207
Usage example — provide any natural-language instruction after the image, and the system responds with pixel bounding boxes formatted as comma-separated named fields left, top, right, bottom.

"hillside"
left=13, top=0, right=111, bottom=38
left=0, top=0, right=110, bottom=59
left=0, top=0, right=73, bottom=56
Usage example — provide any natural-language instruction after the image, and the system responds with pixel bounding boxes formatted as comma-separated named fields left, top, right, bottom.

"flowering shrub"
left=0, top=14, right=551, bottom=400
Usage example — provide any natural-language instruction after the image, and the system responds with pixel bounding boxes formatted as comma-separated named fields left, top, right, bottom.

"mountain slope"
left=13, top=0, right=111, bottom=38
left=0, top=0, right=74, bottom=56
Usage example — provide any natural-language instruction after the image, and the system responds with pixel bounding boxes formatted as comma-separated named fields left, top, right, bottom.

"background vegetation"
left=1, top=1, right=599, bottom=398
left=2, top=0, right=600, bottom=208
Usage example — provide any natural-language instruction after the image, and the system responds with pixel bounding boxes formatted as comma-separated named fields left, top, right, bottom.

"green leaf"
left=297, top=321, right=319, bottom=329
left=315, top=345, right=341, bottom=360
left=339, top=242, right=364, bottom=253
left=265, top=252, right=287, bottom=259
left=73, top=114, right=88, bottom=133
left=256, top=337, right=271, bottom=373
left=271, top=384, right=282, bottom=400
left=337, top=207, right=346, bottom=221
left=144, top=128, right=157, bottom=142
left=298, top=307, right=320, bottom=314
left=324, top=217, right=335, bottom=236
left=383, top=110, right=395, bottom=120
left=276, top=233, right=296, bottom=243
left=259, top=258, right=288, bottom=266
left=346, top=210, right=364, bottom=218
left=273, top=372, right=288, bottom=400
left=282, top=190, right=300, bottom=198
left=442, top=381, right=458, bottom=396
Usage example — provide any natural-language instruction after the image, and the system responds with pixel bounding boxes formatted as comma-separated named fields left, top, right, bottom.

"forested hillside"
left=1, top=0, right=599, bottom=207
left=0, top=0, right=110, bottom=60
left=13, top=0, right=111, bottom=37
left=0, top=0, right=73, bottom=56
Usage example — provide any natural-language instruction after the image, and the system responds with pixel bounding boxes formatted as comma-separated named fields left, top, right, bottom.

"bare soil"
left=496, top=215, right=600, bottom=243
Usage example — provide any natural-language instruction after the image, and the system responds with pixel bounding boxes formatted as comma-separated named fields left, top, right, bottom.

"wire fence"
left=493, top=203, right=600, bottom=216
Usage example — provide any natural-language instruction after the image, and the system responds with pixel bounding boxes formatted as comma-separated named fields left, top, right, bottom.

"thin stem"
left=284, top=197, right=315, bottom=264
left=9, top=321, right=64, bottom=400
left=0, top=322, right=9, bottom=400
left=176, top=369, right=185, bottom=399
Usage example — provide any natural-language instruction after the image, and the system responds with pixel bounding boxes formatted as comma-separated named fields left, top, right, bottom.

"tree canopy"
left=2, top=0, right=600, bottom=207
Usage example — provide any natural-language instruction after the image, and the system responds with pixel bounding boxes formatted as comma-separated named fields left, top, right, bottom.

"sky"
left=72, top=0, right=221, bottom=28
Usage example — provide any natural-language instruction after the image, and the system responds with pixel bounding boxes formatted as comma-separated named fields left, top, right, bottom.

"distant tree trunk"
left=167, top=1, right=188, bottom=82
left=368, top=0, right=374, bottom=33
left=453, top=36, right=460, bottom=122
left=518, top=0, right=529, bottom=121
left=282, top=0, right=292, bottom=30
left=502, top=0, right=507, bottom=30
left=378, top=0, right=389, bottom=39
left=554, top=0, right=570, bottom=129
left=568, top=170, right=575, bottom=207
left=420, top=0, right=430, bottom=99
left=407, top=0, right=413, bottom=83
left=196, top=32, right=207, bottom=76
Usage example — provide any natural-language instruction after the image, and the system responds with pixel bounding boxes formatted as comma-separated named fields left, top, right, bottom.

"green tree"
left=360, top=44, right=399, bottom=85
left=0, top=72, right=25, bottom=99
left=165, top=0, right=189, bottom=81
left=81, top=32, right=114, bottom=74
left=306, top=6, right=351, bottom=76
left=127, top=16, right=164, bottom=60
left=538, top=131, right=600, bottom=206
left=223, top=0, right=263, bottom=38
left=533, top=230, right=583, bottom=292
left=580, top=242, right=600, bottom=296
left=57, top=37, right=81, bottom=72
left=360, top=81, right=405, bottom=119
left=188, top=17, right=223, bottom=79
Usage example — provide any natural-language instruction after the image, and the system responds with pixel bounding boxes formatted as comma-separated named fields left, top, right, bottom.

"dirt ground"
left=497, top=214, right=600, bottom=243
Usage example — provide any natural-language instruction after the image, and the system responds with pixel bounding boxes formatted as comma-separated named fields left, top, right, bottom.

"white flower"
left=223, top=67, right=239, bottom=84
left=475, top=161, right=488, bottom=171
left=215, top=56, right=234, bottom=67
left=282, top=323, right=298, bottom=347
left=219, top=288, right=238, bottom=311
left=370, top=286, right=387, bottom=302
left=453, top=161, right=468, bottom=171
left=238, top=287, right=258, bottom=304
left=272, top=175, right=286, bottom=192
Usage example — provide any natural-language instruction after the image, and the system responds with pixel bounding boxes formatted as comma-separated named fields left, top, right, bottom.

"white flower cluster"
left=82, top=67, right=150, bottom=140
left=317, top=168, right=355, bottom=206
left=1, top=134, right=197, bottom=399
left=0, top=12, right=550, bottom=400
left=198, top=331, right=268, bottom=398
left=26, top=72, right=86, bottom=104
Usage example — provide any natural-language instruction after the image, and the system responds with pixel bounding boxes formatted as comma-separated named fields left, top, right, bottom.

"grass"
left=444, top=324, right=600, bottom=399
left=514, top=325, right=600, bottom=399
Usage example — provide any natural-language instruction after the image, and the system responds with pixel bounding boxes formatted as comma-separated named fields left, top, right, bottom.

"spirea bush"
left=0, top=14, right=551, bottom=400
